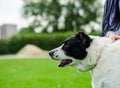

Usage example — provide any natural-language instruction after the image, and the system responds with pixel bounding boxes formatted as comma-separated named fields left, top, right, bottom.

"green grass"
left=0, top=58, right=92, bottom=88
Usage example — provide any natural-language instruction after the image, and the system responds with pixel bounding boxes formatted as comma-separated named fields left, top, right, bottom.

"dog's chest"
left=91, top=54, right=120, bottom=88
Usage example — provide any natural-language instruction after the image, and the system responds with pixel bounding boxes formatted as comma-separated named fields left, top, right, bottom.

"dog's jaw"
left=72, top=62, right=96, bottom=71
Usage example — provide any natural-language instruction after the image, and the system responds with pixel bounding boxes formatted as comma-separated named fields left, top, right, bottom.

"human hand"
left=108, top=32, right=120, bottom=41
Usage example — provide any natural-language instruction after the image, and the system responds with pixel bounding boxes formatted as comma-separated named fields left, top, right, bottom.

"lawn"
left=0, top=58, right=92, bottom=88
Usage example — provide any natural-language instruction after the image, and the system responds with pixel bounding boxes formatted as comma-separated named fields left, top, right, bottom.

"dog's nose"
left=49, top=51, right=54, bottom=57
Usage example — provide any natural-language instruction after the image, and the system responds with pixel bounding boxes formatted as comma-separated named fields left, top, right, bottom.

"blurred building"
left=0, top=24, right=17, bottom=38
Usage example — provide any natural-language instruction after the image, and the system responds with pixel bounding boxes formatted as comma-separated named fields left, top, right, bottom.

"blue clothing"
left=102, top=0, right=120, bottom=36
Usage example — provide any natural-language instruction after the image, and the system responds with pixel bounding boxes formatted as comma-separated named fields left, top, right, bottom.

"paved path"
left=0, top=55, right=49, bottom=60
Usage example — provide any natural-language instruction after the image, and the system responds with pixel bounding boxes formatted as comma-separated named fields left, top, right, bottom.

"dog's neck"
left=73, top=36, right=112, bottom=71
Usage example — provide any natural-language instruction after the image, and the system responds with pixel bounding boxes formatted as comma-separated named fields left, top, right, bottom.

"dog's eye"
left=65, top=45, right=69, bottom=48
left=65, top=41, right=70, bottom=45
left=64, top=40, right=68, bottom=44
left=62, top=44, right=69, bottom=50
left=62, top=41, right=71, bottom=50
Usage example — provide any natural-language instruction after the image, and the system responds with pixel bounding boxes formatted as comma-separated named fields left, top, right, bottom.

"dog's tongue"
left=58, top=59, right=72, bottom=67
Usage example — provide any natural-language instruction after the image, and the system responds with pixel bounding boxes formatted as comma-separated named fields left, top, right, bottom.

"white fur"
left=51, top=35, right=120, bottom=88
left=76, top=36, right=120, bottom=88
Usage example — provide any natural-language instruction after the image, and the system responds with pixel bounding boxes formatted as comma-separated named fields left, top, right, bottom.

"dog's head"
left=49, top=32, right=92, bottom=69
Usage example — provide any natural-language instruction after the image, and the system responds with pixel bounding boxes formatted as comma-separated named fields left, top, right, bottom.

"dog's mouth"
left=58, top=59, right=73, bottom=67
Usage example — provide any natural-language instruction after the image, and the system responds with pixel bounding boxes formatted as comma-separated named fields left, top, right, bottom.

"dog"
left=49, top=32, right=120, bottom=88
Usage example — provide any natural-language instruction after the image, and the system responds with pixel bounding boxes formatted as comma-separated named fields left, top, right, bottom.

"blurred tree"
left=19, top=26, right=35, bottom=34
left=23, top=0, right=102, bottom=33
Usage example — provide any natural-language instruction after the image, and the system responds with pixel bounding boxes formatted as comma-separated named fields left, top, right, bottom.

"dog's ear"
left=75, top=32, right=92, bottom=48
left=76, top=32, right=87, bottom=40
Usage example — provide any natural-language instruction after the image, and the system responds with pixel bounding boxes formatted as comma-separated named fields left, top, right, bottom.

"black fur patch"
left=62, top=32, right=92, bottom=60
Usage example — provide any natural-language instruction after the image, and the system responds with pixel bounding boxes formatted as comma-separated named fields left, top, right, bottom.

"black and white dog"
left=49, top=32, right=120, bottom=88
